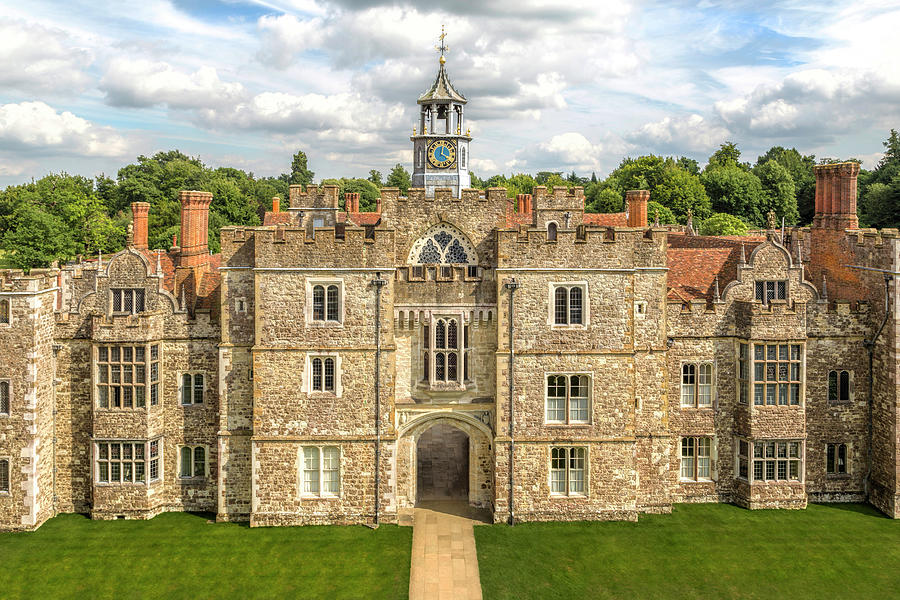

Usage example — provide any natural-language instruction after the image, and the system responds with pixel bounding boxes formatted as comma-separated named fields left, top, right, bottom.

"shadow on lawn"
left=812, top=502, right=890, bottom=519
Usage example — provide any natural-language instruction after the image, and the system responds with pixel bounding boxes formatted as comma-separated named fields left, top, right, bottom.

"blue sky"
left=0, top=0, right=898, bottom=186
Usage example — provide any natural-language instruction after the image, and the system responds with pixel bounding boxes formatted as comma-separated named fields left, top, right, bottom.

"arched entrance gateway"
left=417, top=424, right=469, bottom=502
left=395, top=412, right=494, bottom=511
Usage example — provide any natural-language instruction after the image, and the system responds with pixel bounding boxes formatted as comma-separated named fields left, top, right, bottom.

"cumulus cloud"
left=628, top=114, right=731, bottom=154
left=256, top=14, right=325, bottom=69
left=100, top=59, right=246, bottom=109
left=714, top=68, right=900, bottom=138
left=511, top=132, right=616, bottom=173
left=0, top=18, right=93, bottom=93
left=0, top=101, right=129, bottom=157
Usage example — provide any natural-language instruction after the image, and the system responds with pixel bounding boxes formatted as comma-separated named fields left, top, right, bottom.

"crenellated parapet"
left=288, top=183, right=340, bottom=210
left=496, top=226, right=667, bottom=269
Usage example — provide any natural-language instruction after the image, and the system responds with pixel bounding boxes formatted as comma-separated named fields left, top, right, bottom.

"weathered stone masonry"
left=2, top=55, right=900, bottom=530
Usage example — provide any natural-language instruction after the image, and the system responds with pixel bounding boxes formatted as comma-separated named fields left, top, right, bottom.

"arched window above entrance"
left=407, top=223, right=478, bottom=265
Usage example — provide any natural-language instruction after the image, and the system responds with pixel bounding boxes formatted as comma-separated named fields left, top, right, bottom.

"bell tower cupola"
left=411, top=27, right=471, bottom=198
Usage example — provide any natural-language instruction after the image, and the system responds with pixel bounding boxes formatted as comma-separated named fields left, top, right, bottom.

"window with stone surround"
left=422, top=318, right=470, bottom=386
left=97, top=345, right=159, bottom=409
left=0, top=298, right=9, bottom=325
left=0, top=458, right=9, bottom=493
left=738, top=343, right=749, bottom=404
left=828, top=370, right=851, bottom=403
left=551, top=283, right=586, bottom=327
left=0, top=381, right=9, bottom=416
left=546, top=374, right=590, bottom=424
left=826, top=443, right=848, bottom=475
left=149, top=439, right=160, bottom=481
left=752, top=343, right=803, bottom=406
left=301, top=446, right=340, bottom=497
left=112, top=288, right=146, bottom=314
left=178, top=445, right=207, bottom=479
left=744, top=440, right=802, bottom=482
left=737, top=439, right=749, bottom=479
left=680, top=437, right=712, bottom=481
left=310, top=357, right=335, bottom=392
left=754, top=280, right=787, bottom=305
left=407, top=223, right=477, bottom=266
left=681, top=363, right=713, bottom=407
left=180, top=373, right=205, bottom=405
left=547, top=221, right=558, bottom=242
left=96, top=441, right=147, bottom=484
left=550, top=447, right=586, bottom=496
left=307, top=280, right=343, bottom=325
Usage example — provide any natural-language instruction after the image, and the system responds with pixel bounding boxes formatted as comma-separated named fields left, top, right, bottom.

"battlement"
left=0, top=269, right=59, bottom=292
left=496, top=226, right=667, bottom=269
left=289, top=183, right=340, bottom=209
left=532, top=185, right=585, bottom=210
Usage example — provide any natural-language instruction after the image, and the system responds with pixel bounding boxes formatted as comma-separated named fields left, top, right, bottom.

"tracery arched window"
left=408, top=223, right=478, bottom=266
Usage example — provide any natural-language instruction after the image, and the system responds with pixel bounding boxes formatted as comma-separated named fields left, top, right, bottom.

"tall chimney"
left=524, top=194, right=533, bottom=214
left=178, top=190, right=213, bottom=268
left=272, top=196, right=280, bottom=213
left=626, top=190, right=650, bottom=228
left=813, top=162, right=859, bottom=230
left=131, top=202, right=150, bottom=250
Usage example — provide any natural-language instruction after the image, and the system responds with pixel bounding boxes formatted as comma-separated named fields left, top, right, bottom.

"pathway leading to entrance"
left=408, top=501, right=488, bottom=600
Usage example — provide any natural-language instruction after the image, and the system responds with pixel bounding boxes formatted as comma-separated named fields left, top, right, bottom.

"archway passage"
left=416, top=423, right=469, bottom=503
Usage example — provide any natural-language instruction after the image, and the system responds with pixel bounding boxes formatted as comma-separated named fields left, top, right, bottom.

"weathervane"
left=435, top=25, right=449, bottom=64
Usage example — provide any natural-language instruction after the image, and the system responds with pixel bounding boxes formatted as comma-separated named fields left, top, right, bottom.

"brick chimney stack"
left=814, top=162, right=859, bottom=230
left=178, top=190, right=213, bottom=268
left=626, top=190, right=650, bottom=228
left=131, top=202, right=150, bottom=250
left=272, top=196, right=280, bottom=213
left=345, top=192, right=360, bottom=213
left=524, top=194, right=532, bottom=214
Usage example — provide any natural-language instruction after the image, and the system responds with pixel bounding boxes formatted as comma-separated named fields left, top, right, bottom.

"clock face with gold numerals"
left=427, top=139, right=457, bottom=169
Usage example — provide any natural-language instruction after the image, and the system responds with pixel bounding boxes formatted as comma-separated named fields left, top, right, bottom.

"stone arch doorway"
left=416, top=423, right=470, bottom=503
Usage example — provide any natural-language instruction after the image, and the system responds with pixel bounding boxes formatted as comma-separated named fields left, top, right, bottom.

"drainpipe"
left=372, top=272, right=387, bottom=526
left=863, top=274, right=892, bottom=503
left=504, top=278, right=520, bottom=526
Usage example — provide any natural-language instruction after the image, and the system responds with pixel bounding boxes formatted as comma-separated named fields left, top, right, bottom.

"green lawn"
left=0, top=512, right=411, bottom=600
left=475, top=503, right=900, bottom=599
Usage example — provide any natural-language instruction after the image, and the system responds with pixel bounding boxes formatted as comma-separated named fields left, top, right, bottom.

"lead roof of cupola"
left=418, top=60, right=467, bottom=104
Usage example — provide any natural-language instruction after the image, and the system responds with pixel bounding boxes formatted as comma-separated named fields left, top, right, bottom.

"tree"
left=289, top=150, right=315, bottom=187
left=699, top=212, right=749, bottom=236
left=701, top=165, right=766, bottom=226
left=368, top=170, right=383, bottom=187
left=881, top=128, right=900, bottom=167
left=386, top=163, right=411, bottom=195
left=1, top=202, right=75, bottom=271
left=753, top=160, right=799, bottom=225
left=602, top=155, right=711, bottom=222
left=755, top=146, right=816, bottom=224
left=707, top=142, right=748, bottom=170
left=676, top=156, right=700, bottom=175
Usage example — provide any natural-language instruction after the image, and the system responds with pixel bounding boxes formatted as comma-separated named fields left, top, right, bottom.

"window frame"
left=680, top=362, right=714, bottom=408
left=549, top=446, right=588, bottom=497
left=680, top=437, right=714, bottom=482
left=306, top=279, right=344, bottom=327
left=95, top=344, right=156, bottom=411
left=421, top=316, right=468, bottom=387
left=736, top=438, right=804, bottom=483
left=177, top=444, right=208, bottom=480
left=94, top=440, right=153, bottom=485
left=0, top=297, right=10, bottom=326
left=828, top=370, right=852, bottom=403
left=179, top=372, right=206, bottom=406
left=754, top=280, right=787, bottom=305
left=544, top=373, right=592, bottom=425
left=300, top=445, right=341, bottom=499
left=751, top=342, right=804, bottom=407
left=826, top=442, right=849, bottom=476
left=0, top=457, right=10, bottom=494
left=0, top=380, right=9, bottom=417
left=307, top=353, right=342, bottom=396
left=548, top=281, right=589, bottom=328
left=111, top=288, right=146, bottom=315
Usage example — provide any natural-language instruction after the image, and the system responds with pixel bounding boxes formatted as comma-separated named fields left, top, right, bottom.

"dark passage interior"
left=416, top=423, right=469, bottom=503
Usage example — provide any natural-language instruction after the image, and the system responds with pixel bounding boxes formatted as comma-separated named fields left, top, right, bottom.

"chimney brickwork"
left=131, top=202, right=150, bottom=250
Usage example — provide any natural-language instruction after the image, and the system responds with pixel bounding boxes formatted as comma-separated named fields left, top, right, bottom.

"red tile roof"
left=583, top=212, right=627, bottom=227
left=347, top=212, right=381, bottom=226
left=263, top=211, right=297, bottom=226
left=666, top=233, right=765, bottom=301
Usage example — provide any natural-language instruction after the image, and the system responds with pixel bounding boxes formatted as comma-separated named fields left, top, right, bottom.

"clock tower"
left=411, top=28, right=471, bottom=198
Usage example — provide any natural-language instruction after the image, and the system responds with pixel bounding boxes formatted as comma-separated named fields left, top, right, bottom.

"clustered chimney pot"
left=130, top=202, right=150, bottom=250
left=178, top=190, right=213, bottom=268
left=813, top=162, right=859, bottom=230
left=626, top=190, right=650, bottom=228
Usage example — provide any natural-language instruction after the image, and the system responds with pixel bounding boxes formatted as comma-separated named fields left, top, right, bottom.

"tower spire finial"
left=435, top=25, right=449, bottom=64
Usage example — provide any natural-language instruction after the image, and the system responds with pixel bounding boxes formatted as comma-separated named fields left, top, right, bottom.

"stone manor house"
left=3, top=57, right=900, bottom=531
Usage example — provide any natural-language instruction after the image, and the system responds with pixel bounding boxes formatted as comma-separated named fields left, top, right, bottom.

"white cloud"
left=512, top=132, right=614, bottom=173
left=0, top=101, right=129, bottom=157
left=629, top=114, right=731, bottom=153
left=469, top=157, right=497, bottom=173
left=100, top=59, right=246, bottom=109
left=0, top=18, right=93, bottom=94
left=256, top=14, right=325, bottom=69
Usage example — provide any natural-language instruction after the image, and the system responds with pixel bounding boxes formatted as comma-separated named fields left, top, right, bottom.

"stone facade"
left=3, top=62, right=900, bottom=531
